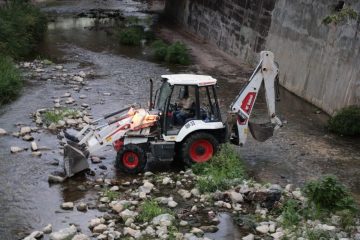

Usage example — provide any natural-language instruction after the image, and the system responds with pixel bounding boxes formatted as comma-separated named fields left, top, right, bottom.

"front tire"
left=181, top=132, right=219, bottom=166
left=115, top=144, right=147, bottom=174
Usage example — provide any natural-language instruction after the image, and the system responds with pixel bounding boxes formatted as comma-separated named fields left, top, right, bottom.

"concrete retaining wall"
left=165, top=0, right=360, bottom=115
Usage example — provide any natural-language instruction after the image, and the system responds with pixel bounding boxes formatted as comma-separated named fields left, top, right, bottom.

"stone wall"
left=165, top=0, right=360, bottom=115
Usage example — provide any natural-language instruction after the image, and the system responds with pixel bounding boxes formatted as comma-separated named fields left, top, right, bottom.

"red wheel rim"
left=122, top=151, right=139, bottom=169
left=189, top=139, right=214, bottom=163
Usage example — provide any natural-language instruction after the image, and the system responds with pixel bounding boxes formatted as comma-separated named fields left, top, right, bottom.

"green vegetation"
left=192, top=143, right=246, bottom=193
left=117, top=26, right=144, bottom=46
left=102, top=188, right=120, bottom=201
left=306, top=229, right=333, bottom=240
left=137, top=200, right=171, bottom=222
left=0, top=56, right=22, bottom=105
left=151, top=40, right=191, bottom=65
left=43, top=108, right=81, bottom=124
left=0, top=0, right=47, bottom=59
left=303, top=175, right=358, bottom=214
left=328, top=106, right=360, bottom=136
left=338, top=209, right=357, bottom=231
left=281, top=199, right=302, bottom=228
left=323, top=6, right=358, bottom=25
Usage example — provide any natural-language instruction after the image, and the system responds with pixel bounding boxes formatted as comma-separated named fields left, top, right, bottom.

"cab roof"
left=161, top=74, right=217, bottom=86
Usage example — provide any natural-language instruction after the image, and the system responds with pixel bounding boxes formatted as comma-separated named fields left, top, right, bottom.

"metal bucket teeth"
left=63, top=144, right=89, bottom=177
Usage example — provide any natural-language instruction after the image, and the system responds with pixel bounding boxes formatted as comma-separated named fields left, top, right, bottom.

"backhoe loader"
left=63, top=51, right=282, bottom=177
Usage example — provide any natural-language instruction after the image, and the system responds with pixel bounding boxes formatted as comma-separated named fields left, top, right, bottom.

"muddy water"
left=0, top=0, right=360, bottom=239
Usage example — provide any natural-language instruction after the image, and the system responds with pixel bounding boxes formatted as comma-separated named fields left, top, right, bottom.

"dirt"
left=0, top=0, right=359, bottom=239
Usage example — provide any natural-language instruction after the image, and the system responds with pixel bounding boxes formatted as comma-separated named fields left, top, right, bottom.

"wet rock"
left=97, top=203, right=107, bottom=212
left=48, top=123, right=58, bottom=130
left=65, top=97, right=75, bottom=104
left=242, top=234, right=255, bottom=240
left=96, top=234, right=107, bottom=240
left=123, top=227, right=141, bottom=239
left=48, top=174, right=65, bottom=184
left=190, top=227, right=204, bottom=237
left=125, top=218, right=134, bottom=227
left=22, top=134, right=34, bottom=141
left=99, top=164, right=107, bottom=170
left=10, top=146, right=25, bottom=153
left=32, top=151, right=42, bottom=157
left=83, top=116, right=91, bottom=124
left=89, top=218, right=103, bottom=228
left=49, top=225, right=77, bottom=240
left=151, top=214, right=175, bottom=226
left=76, top=202, right=87, bottom=212
left=168, top=200, right=178, bottom=208
left=93, top=224, right=107, bottom=233
left=120, top=209, right=138, bottom=221
left=54, top=103, right=61, bottom=108
left=24, top=230, right=44, bottom=240
left=144, top=171, right=154, bottom=177
left=20, top=126, right=32, bottom=135
left=61, top=202, right=74, bottom=210
left=31, top=141, right=39, bottom=151
left=177, top=189, right=191, bottom=199
left=81, top=103, right=89, bottom=108
left=228, top=190, right=244, bottom=203
left=256, top=224, right=269, bottom=234
left=43, top=224, right=53, bottom=234
left=78, top=71, right=86, bottom=78
left=271, top=231, right=284, bottom=239
left=138, top=180, right=154, bottom=194
left=72, top=234, right=90, bottom=240
left=73, top=76, right=84, bottom=82
left=79, top=94, right=87, bottom=99
left=200, top=225, right=218, bottom=233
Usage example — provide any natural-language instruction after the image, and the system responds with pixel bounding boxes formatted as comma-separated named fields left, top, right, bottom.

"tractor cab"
left=154, top=74, right=223, bottom=139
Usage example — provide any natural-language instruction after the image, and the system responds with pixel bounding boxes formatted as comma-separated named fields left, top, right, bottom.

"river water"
left=0, top=0, right=359, bottom=239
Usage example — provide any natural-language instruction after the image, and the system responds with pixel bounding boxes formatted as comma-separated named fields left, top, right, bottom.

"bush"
left=151, top=40, right=191, bottom=65
left=193, top=143, right=246, bottom=193
left=0, top=55, right=22, bottom=104
left=303, top=175, right=357, bottom=213
left=328, top=106, right=360, bottom=136
left=117, top=26, right=144, bottom=46
left=0, top=0, right=47, bottom=58
left=281, top=199, right=302, bottom=228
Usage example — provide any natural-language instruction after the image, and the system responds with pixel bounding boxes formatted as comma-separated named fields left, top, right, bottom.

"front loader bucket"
left=63, top=143, right=89, bottom=177
left=248, top=121, right=274, bottom=142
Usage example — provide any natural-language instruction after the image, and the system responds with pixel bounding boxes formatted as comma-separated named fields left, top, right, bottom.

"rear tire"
left=115, top=144, right=147, bottom=174
left=181, top=132, right=219, bottom=166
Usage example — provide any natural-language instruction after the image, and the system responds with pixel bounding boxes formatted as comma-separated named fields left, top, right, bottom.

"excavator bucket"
left=248, top=121, right=274, bottom=142
left=63, top=142, right=89, bottom=177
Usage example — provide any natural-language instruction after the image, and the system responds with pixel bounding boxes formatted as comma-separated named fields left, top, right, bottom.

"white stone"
left=43, top=224, right=52, bottom=234
left=138, top=180, right=154, bottom=194
left=143, top=226, right=155, bottom=236
left=66, top=119, right=77, bottom=125
left=72, top=234, right=90, bottom=240
left=191, top=205, right=198, bottom=212
left=31, top=141, right=38, bottom=151
left=73, top=76, right=84, bottom=82
left=110, top=202, right=125, bottom=213
left=49, top=225, right=77, bottom=240
left=110, top=186, right=119, bottom=191
left=10, top=146, right=25, bottom=153
left=20, top=126, right=31, bottom=135
left=123, top=227, right=141, bottom=239
left=93, top=224, right=107, bottom=233
left=256, top=225, right=269, bottom=234
left=100, top=197, right=110, bottom=203
left=125, top=218, right=134, bottom=227
left=190, top=227, right=204, bottom=237
left=271, top=231, right=284, bottom=239
left=120, top=209, right=138, bottom=221
left=242, top=233, right=255, bottom=240
left=61, top=202, right=74, bottom=210
left=76, top=202, right=87, bottom=212
left=65, top=97, right=75, bottom=104
left=228, top=190, right=244, bottom=203
left=180, top=220, right=188, bottom=226
left=162, top=177, right=172, bottom=185
left=89, top=218, right=102, bottom=228
left=79, top=95, right=87, bottom=99
left=0, top=128, right=7, bottom=135
left=316, top=224, right=336, bottom=231
left=177, top=189, right=191, bottom=199
left=168, top=200, right=178, bottom=208
left=151, top=214, right=175, bottom=226
left=78, top=71, right=86, bottom=78
left=190, top=188, right=200, bottom=197
left=144, top=171, right=154, bottom=177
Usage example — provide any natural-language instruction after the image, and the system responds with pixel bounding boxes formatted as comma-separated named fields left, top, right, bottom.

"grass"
left=102, top=188, right=120, bottom=201
left=192, top=143, right=246, bottom=193
left=338, top=209, right=357, bottom=231
left=137, top=200, right=172, bottom=222
left=151, top=40, right=191, bottom=65
left=0, top=0, right=47, bottom=59
left=328, top=106, right=360, bottom=136
left=0, top=55, right=23, bottom=105
left=43, top=108, right=81, bottom=124
left=306, top=229, right=333, bottom=240
left=281, top=199, right=302, bottom=228
left=117, top=26, right=144, bottom=46
left=303, top=175, right=358, bottom=214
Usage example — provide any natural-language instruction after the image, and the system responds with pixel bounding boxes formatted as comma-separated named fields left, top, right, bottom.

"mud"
left=0, top=0, right=359, bottom=239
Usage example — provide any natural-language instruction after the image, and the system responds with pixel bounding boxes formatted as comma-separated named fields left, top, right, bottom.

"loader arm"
left=228, top=51, right=282, bottom=146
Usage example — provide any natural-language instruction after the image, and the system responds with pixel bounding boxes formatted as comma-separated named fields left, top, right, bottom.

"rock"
left=78, top=71, right=86, bottom=78
left=190, top=227, right=204, bottom=237
left=177, top=189, right=191, bottom=199
left=22, top=134, right=34, bottom=141
left=271, top=231, right=284, bottom=239
left=24, top=231, right=44, bottom=240
left=200, top=225, right=218, bottom=233
left=83, top=116, right=91, bottom=124
left=48, top=123, right=57, bottom=130
left=89, top=218, right=103, bottom=228
left=49, top=225, right=77, bottom=240
left=103, top=92, right=111, bottom=96
left=214, top=201, right=231, bottom=209
left=55, top=65, right=64, bottom=70
left=110, top=202, right=125, bottom=213
left=315, top=224, right=336, bottom=231
left=123, top=227, right=141, bottom=239
left=110, top=186, right=119, bottom=191
left=54, top=103, right=61, bottom=108
left=138, top=180, right=154, bottom=194
left=151, top=214, right=175, bottom=226
left=48, top=174, right=65, bottom=184
left=125, top=218, right=134, bottom=227
left=76, top=202, right=87, bottom=212
left=65, top=97, right=75, bottom=104
left=168, top=200, right=178, bottom=208
left=61, top=202, right=74, bottom=210
left=100, top=197, right=110, bottom=203
left=180, top=220, right=188, bottom=226
left=162, top=177, right=172, bottom=185
left=43, top=224, right=53, bottom=234
left=96, top=234, right=107, bottom=240
left=242, top=234, right=255, bottom=240
left=292, top=190, right=303, bottom=200
left=143, top=226, right=155, bottom=236
left=10, top=146, right=25, bottom=153
left=144, top=171, right=154, bottom=177
left=120, top=209, right=138, bottom=221
left=0, top=128, right=7, bottom=136
left=269, top=222, right=276, bottom=233
left=81, top=103, right=89, bottom=108
left=32, top=151, right=42, bottom=157
left=20, top=126, right=32, bottom=135
left=93, top=224, right=107, bottom=233
left=256, top=225, right=269, bottom=234
left=190, top=188, right=200, bottom=197
left=31, top=141, right=38, bottom=151
left=228, top=190, right=244, bottom=203
left=73, top=76, right=84, bottom=82
left=72, top=234, right=90, bottom=240
left=66, top=119, right=77, bottom=125
left=191, top=205, right=198, bottom=212
left=79, top=95, right=87, bottom=99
